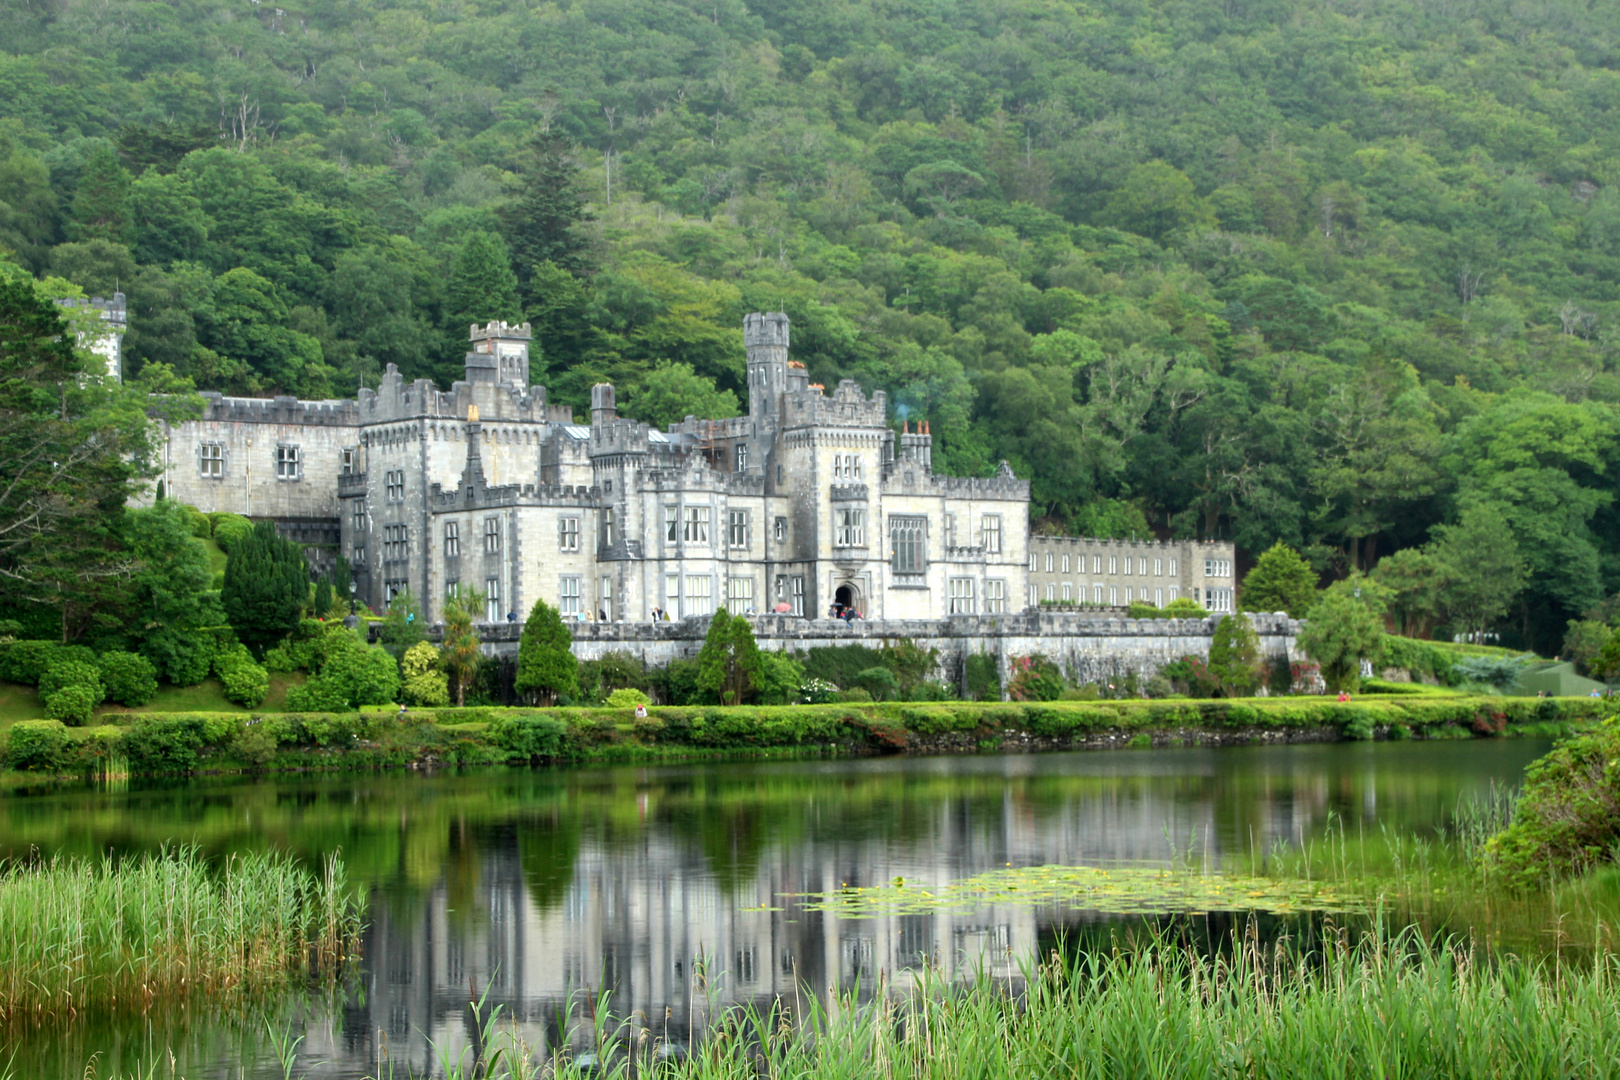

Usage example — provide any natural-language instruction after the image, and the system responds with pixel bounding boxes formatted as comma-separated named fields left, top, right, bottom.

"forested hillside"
left=4, top=0, right=1620, bottom=649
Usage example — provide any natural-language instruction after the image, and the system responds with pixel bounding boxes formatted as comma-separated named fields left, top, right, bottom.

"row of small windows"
left=1040, top=583, right=1182, bottom=605
left=832, top=454, right=863, bottom=480
left=197, top=443, right=357, bottom=480
left=1032, top=553, right=1180, bottom=577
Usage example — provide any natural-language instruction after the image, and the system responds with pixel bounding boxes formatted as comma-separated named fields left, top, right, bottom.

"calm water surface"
left=0, top=740, right=1552, bottom=1078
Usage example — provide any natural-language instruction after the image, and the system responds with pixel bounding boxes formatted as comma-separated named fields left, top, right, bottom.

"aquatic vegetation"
left=0, top=846, right=363, bottom=1024
left=366, top=928, right=1620, bottom=1080
left=786, top=864, right=1358, bottom=918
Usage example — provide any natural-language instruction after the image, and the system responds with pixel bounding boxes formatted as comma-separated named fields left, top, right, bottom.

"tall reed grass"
left=399, top=926, right=1620, bottom=1080
left=0, top=846, right=363, bottom=1024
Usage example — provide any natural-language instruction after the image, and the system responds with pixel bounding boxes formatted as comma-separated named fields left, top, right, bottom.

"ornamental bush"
left=0, top=641, right=86, bottom=685
left=97, top=651, right=158, bottom=706
left=213, top=644, right=270, bottom=708
left=39, top=660, right=104, bottom=702
left=119, top=716, right=213, bottom=773
left=401, top=641, right=450, bottom=707
left=209, top=512, right=254, bottom=551
left=284, top=626, right=400, bottom=711
left=4, top=719, right=71, bottom=770
left=44, top=683, right=100, bottom=725
left=491, top=713, right=569, bottom=760
left=606, top=687, right=651, bottom=708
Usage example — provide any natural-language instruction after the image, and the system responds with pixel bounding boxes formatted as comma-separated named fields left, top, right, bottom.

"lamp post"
left=344, top=580, right=360, bottom=629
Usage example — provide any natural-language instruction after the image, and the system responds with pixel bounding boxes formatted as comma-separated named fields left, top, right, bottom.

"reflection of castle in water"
left=308, top=763, right=1333, bottom=1075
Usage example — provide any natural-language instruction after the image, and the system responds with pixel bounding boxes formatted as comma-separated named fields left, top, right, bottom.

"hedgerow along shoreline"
left=1, top=694, right=1611, bottom=779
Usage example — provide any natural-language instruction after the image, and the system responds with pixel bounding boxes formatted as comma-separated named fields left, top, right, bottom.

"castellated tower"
left=464, top=321, right=532, bottom=387
left=744, top=311, right=790, bottom=421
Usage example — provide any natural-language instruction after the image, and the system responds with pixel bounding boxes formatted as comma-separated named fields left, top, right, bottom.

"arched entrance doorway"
left=834, top=583, right=863, bottom=619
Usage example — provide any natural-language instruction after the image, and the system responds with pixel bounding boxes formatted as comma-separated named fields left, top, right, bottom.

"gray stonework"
left=142, top=310, right=1261, bottom=681
left=1026, top=534, right=1237, bottom=614
left=427, top=611, right=1300, bottom=693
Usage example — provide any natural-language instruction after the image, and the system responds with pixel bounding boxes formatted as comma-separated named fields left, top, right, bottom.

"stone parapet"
left=199, top=392, right=361, bottom=427
left=411, top=611, right=1302, bottom=696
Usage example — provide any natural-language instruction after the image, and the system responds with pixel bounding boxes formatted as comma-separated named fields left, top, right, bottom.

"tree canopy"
left=10, top=0, right=1620, bottom=647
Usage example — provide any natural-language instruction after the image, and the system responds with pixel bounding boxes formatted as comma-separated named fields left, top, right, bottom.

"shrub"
left=39, top=660, right=105, bottom=703
left=401, top=641, right=450, bottom=707
left=44, top=683, right=100, bottom=725
left=852, top=666, right=898, bottom=702
left=214, top=644, right=270, bottom=708
left=965, top=653, right=1000, bottom=701
left=836, top=688, right=873, bottom=703
left=4, top=719, right=72, bottom=771
left=119, top=716, right=215, bottom=773
left=209, top=512, right=254, bottom=551
left=0, top=640, right=65, bottom=685
left=491, top=713, right=569, bottom=760
left=231, top=720, right=282, bottom=767
left=1485, top=721, right=1620, bottom=887
left=607, top=687, right=651, bottom=708
left=1162, top=596, right=1210, bottom=618
left=97, top=652, right=158, bottom=706
left=152, top=631, right=218, bottom=687
left=177, top=503, right=211, bottom=538
left=799, top=677, right=839, bottom=705
left=1007, top=655, right=1064, bottom=701
left=284, top=625, right=400, bottom=711
left=1340, top=709, right=1375, bottom=741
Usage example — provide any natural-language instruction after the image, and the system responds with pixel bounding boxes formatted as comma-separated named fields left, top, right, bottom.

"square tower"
left=464, top=321, right=532, bottom=387
left=744, top=311, right=790, bottom=421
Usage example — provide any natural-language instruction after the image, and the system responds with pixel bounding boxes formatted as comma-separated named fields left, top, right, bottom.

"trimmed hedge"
left=3, top=696, right=1612, bottom=778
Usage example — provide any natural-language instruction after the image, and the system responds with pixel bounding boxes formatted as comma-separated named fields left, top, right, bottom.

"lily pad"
left=793, top=864, right=1359, bottom=919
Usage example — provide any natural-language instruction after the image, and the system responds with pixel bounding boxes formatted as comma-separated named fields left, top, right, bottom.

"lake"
left=0, top=739, right=1552, bottom=1078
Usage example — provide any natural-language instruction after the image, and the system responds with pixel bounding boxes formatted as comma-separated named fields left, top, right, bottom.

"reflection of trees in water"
left=519, top=811, right=581, bottom=912
left=3, top=743, right=1554, bottom=1076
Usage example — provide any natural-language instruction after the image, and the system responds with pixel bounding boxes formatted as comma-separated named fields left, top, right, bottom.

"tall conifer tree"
left=515, top=598, right=577, bottom=705
left=500, top=132, right=593, bottom=295
left=221, top=521, right=308, bottom=652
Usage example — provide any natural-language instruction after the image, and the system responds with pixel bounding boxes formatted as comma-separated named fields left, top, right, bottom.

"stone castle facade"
left=148, top=313, right=1236, bottom=627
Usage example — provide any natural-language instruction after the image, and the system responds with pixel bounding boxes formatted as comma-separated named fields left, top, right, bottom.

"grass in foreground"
left=302, top=927, right=1620, bottom=1079
left=0, top=846, right=363, bottom=1024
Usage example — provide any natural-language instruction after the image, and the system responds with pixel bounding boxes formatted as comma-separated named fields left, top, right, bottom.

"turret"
left=464, top=321, right=532, bottom=387
left=590, top=383, right=617, bottom=427
left=744, top=312, right=790, bottom=420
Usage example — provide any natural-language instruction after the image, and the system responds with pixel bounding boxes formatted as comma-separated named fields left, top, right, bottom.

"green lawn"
left=201, top=536, right=227, bottom=577
left=0, top=683, right=40, bottom=729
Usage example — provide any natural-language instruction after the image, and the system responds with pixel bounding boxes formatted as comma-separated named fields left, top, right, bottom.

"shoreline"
left=1, top=694, right=1608, bottom=782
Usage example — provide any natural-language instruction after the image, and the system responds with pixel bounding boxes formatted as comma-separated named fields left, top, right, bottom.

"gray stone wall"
left=446, top=611, right=1299, bottom=693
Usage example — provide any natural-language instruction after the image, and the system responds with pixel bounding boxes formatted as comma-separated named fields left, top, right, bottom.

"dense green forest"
left=4, top=0, right=1620, bottom=650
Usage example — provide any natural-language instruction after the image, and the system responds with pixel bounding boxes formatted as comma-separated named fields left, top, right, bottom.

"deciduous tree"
left=1240, top=543, right=1318, bottom=617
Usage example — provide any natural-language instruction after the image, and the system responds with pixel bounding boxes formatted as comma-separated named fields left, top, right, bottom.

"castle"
left=146, top=313, right=1236, bottom=626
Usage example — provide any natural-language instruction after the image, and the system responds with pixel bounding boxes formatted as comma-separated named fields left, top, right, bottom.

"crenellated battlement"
left=926, top=472, right=1029, bottom=500
left=199, top=392, right=361, bottom=427
left=429, top=480, right=600, bottom=511
left=782, top=378, right=888, bottom=429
